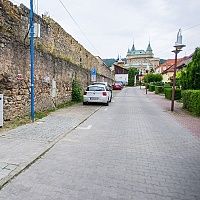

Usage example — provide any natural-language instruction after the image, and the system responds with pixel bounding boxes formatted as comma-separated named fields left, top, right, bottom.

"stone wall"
left=0, top=0, right=113, bottom=120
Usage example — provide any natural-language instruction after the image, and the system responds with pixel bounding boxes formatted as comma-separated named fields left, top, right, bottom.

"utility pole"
left=30, top=0, right=35, bottom=122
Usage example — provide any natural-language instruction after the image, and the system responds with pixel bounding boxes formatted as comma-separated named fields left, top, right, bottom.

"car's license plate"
left=90, top=97, right=98, bottom=100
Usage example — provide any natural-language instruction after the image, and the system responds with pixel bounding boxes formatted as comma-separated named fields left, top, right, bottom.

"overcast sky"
left=10, top=0, right=200, bottom=60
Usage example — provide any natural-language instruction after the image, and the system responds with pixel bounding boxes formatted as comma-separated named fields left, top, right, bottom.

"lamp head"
left=174, top=29, right=186, bottom=50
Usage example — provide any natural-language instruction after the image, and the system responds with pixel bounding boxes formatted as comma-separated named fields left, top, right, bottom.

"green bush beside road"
left=72, top=80, right=83, bottom=102
left=164, top=88, right=182, bottom=100
left=182, top=90, right=200, bottom=116
left=149, top=84, right=155, bottom=92
left=155, top=86, right=163, bottom=94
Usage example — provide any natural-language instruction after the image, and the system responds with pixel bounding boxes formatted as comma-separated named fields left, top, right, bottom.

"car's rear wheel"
left=83, top=102, right=87, bottom=105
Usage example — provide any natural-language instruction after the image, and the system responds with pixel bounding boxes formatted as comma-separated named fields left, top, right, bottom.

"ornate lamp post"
left=171, top=29, right=185, bottom=111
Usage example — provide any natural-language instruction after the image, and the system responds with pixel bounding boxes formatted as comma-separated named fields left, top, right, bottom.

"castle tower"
left=124, top=39, right=159, bottom=73
left=131, top=41, right=135, bottom=51
left=146, top=42, right=153, bottom=56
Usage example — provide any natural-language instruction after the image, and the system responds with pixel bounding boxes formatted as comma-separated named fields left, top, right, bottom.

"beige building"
left=124, top=42, right=160, bottom=74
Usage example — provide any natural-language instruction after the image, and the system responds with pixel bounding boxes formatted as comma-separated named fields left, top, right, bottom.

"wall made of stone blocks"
left=0, top=37, right=90, bottom=120
left=0, top=0, right=113, bottom=121
left=0, top=0, right=112, bottom=77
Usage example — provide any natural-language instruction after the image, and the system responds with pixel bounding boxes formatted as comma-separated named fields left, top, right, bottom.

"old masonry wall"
left=0, top=0, right=113, bottom=120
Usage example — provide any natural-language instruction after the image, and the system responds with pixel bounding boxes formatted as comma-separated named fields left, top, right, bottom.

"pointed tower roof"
left=131, top=42, right=135, bottom=51
left=146, top=42, right=152, bottom=52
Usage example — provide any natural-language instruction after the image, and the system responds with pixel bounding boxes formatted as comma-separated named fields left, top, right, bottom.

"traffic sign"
left=91, top=67, right=96, bottom=82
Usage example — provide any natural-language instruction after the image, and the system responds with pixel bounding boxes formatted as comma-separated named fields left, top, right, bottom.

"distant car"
left=83, top=84, right=111, bottom=106
left=91, top=82, right=112, bottom=101
left=112, top=82, right=123, bottom=90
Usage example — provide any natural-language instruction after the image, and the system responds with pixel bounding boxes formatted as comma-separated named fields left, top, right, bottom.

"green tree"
left=128, top=68, right=138, bottom=86
left=143, top=73, right=163, bottom=83
left=180, top=47, right=200, bottom=89
left=154, top=74, right=163, bottom=82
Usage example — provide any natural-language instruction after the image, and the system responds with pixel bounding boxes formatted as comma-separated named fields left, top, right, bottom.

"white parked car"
left=91, top=82, right=112, bottom=101
left=83, top=84, right=111, bottom=106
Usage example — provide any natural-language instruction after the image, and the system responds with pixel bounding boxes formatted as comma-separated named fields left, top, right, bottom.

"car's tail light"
left=102, top=92, right=107, bottom=96
left=84, top=91, right=87, bottom=95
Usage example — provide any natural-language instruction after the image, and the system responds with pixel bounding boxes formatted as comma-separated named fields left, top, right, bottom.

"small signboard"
left=91, top=67, right=96, bottom=82
left=28, top=23, right=41, bottom=38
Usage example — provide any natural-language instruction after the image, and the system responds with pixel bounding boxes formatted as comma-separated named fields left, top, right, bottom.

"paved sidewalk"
left=0, top=104, right=101, bottom=188
left=139, top=87, right=200, bottom=138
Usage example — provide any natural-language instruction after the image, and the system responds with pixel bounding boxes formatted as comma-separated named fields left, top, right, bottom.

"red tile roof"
left=161, top=59, right=182, bottom=74
left=177, top=54, right=193, bottom=70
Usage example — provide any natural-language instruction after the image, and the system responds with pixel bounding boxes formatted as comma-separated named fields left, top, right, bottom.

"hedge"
left=164, top=88, right=182, bottom=100
left=155, top=86, right=163, bottom=94
left=182, top=90, right=200, bottom=116
left=164, top=83, right=171, bottom=88
left=149, top=84, right=155, bottom=92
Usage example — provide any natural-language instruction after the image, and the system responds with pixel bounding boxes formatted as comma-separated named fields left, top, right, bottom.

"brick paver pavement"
left=140, top=88, right=200, bottom=138
left=0, top=87, right=200, bottom=200
left=0, top=104, right=101, bottom=188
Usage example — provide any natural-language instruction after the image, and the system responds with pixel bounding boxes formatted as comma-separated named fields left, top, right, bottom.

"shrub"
left=164, top=83, right=171, bottom=88
left=182, top=90, right=200, bottom=116
left=173, top=88, right=182, bottom=100
left=71, top=80, right=83, bottom=102
left=155, top=86, right=163, bottom=94
left=154, top=81, right=164, bottom=86
left=164, top=88, right=182, bottom=100
left=163, top=84, right=171, bottom=94
left=149, top=84, right=155, bottom=92
left=145, top=83, right=149, bottom=89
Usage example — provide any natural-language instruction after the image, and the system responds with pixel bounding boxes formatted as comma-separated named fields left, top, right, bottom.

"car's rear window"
left=92, top=83, right=106, bottom=86
left=87, top=86, right=105, bottom=91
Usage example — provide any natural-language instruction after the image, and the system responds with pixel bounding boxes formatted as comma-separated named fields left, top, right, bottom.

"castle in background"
left=124, top=41, right=160, bottom=74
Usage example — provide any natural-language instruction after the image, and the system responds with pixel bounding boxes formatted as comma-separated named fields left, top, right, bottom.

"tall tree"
left=180, top=47, right=200, bottom=90
left=128, top=68, right=138, bottom=86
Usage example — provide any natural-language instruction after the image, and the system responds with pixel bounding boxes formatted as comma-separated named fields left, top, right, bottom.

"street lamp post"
left=145, top=70, right=149, bottom=94
left=139, top=70, right=142, bottom=89
left=145, top=64, right=150, bottom=94
left=171, top=29, right=185, bottom=112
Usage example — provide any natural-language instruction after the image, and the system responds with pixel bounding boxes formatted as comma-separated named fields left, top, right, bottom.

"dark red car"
left=112, top=82, right=123, bottom=90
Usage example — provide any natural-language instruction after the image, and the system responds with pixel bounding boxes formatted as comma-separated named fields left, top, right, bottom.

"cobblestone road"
left=0, top=87, right=200, bottom=200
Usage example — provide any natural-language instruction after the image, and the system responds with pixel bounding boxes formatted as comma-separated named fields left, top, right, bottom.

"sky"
left=10, top=0, right=200, bottom=60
